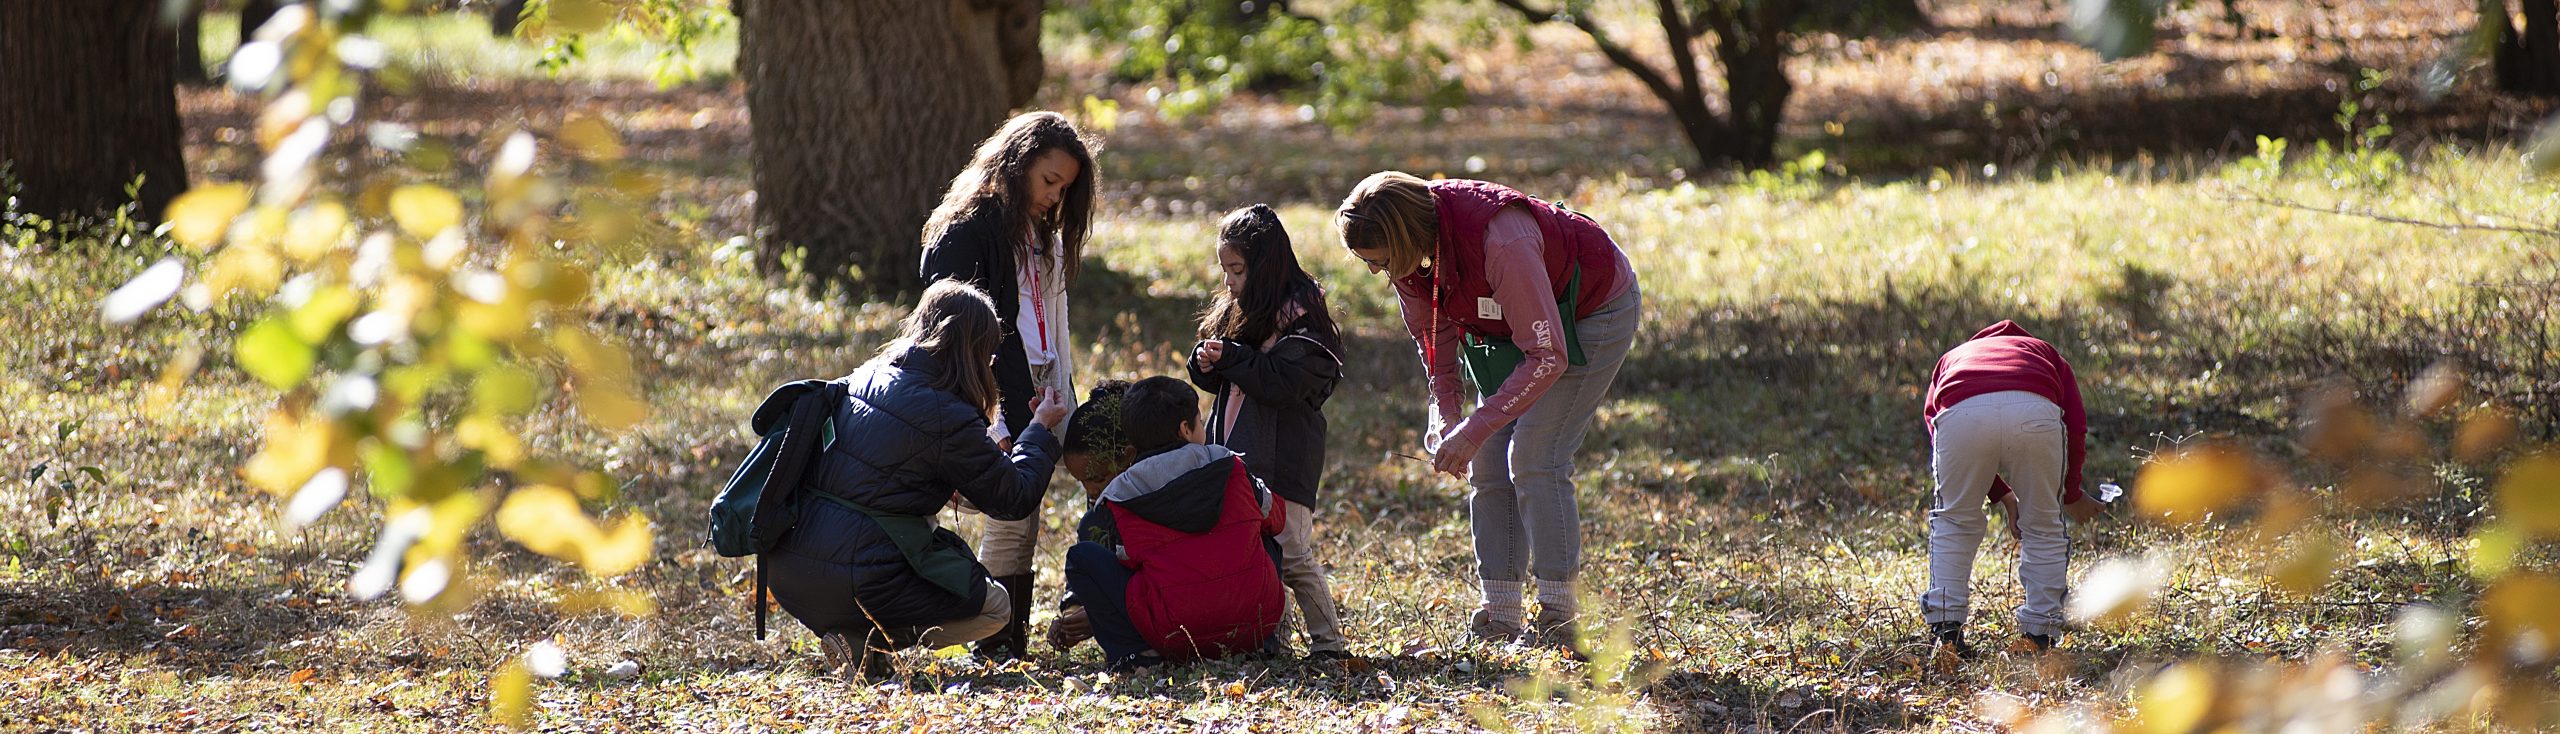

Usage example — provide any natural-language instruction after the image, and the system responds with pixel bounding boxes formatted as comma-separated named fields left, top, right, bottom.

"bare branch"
left=1652, top=0, right=1705, bottom=101
left=1489, top=0, right=1690, bottom=107
left=2221, top=190, right=2560, bottom=239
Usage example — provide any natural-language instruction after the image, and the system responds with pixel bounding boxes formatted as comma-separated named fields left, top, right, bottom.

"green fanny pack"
left=1458, top=264, right=1588, bottom=399
left=816, top=493, right=981, bottom=598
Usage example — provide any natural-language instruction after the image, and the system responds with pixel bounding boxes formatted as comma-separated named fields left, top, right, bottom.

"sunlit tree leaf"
left=2132, top=445, right=2265, bottom=525
left=234, top=317, right=317, bottom=390
left=389, top=184, right=464, bottom=237
left=2495, top=452, right=2560, bottom=537
left=165, top=183, right=252, bottom=250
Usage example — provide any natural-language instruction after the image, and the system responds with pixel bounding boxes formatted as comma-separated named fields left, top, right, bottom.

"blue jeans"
left=1469, top=286, right=1643, bottom=591
left=1064, top=539, right=1290, bottom=666
left=1063, top=542, right=1150, bottom=667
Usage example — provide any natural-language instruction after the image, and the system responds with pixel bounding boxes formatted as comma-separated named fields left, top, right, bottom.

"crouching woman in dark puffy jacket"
left=766, top=279, right=1074, bottom=678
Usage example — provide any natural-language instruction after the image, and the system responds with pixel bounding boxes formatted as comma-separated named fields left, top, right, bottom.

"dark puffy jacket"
left=765, top=346, right=1059, bottom=633
left=1188, top=304, right=1344, bottom=509
left=920, top=204, right=1040, bottom=437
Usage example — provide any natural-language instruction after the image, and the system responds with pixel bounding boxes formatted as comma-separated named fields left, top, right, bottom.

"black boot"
left=976, top=573, right=1037, bottom=661
left=1930, top=621, right=1975, bottom=660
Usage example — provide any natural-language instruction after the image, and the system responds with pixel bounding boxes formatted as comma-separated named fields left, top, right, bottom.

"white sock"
left=1535, top=579, right=1578, bottom=618
left=1480, top=581, right=1525, bottom=626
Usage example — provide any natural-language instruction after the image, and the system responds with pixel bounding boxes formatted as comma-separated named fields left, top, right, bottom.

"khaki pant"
left=916, top=577, right=1013, bottom=647
left=1276, top=499, right=1349, bottom=653
left=979, top=361, right=1072, bottom=577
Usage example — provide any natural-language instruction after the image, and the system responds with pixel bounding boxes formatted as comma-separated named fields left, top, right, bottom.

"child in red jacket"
left=1921, top=320, right=2089, bottom=656
left=1048, top=376, right=1288, bottom=670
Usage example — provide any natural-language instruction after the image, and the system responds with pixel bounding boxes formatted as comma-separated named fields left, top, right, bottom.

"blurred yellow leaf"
left=581, top=515, right=652, bottom=578
left=240, top=408, right=334, bottom=495
left=495, top=485, right=588, bottom=562
left=2481, top=574, right=2560, bottom=665
left=574, top=194, right=642, bottom=248
left=2495, top=452, right=2560, bottom=537
left=472, top=365, right=544, bottom=416
left=491, top=659, right=532, bottom=729
left=2133, top=445, right=2265, bottom=525
left=2457, top=409, right=2520, bottom=464
left=549, top=0, right=614, bottom=34
left=552, top=329, right=633, bottom=384
left=288, top=285, right=360, bottom=343
left=146, top=341, right=205, bottom=411
left=559, top=115, right=625, bottom=162
left=2470, top=523, right=2526, bottom=579
left=493, top=485, right=650, bottom=577
left=205, top=242, right=285, bottom=300
left=2271, top=533, right=2338, bottom=595
left=389, top=184, right=464, bottom=237
left=933, top=644, right=970, bottom=660
left=606, top=168, right=658, bottom=198
left=166, top=183, right=252, bottom=250
left=577, top=385, right=648, bottom=431
left=2135, top=663, right=2219, bottom=734
left=457, top=414, right=526, bottom=468
left=234, top=317, right=316, bottom=390
left=282, top=200, right=349, bottom=262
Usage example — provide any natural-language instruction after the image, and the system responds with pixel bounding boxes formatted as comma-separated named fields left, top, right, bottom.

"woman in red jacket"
left=1921, top=320, right=2088, bottom=656
left=1333, top=171, right=1643, bottom=650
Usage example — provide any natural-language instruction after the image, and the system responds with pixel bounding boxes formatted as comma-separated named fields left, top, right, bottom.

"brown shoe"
left=1529, top=613, right=1589, bottom=660
left=1468, top=610, right=1525, bottom=645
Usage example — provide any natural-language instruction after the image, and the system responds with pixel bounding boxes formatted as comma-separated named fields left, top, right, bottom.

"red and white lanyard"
left=1026, top=251, right=1052, bottom=353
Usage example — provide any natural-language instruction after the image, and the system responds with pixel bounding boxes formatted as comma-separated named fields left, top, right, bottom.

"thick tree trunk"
left=2496, top=0, right=2560, bottom=95
left=737, top=0, right=1044, bottom=294
left=1717, top=20, right=1792, bottom=170
left=1, top=0, right=189, bottom=221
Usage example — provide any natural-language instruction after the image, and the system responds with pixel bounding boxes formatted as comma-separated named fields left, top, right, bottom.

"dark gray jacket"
left=765, top=346, right=1058, bottom=633
left=1187, top=316, right=1344, bottom=509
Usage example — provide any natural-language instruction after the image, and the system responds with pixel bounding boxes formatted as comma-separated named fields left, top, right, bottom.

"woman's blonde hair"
left=880, top=279, right=1005, bottom=418
left=1333, top=171, right=1439, bottom=277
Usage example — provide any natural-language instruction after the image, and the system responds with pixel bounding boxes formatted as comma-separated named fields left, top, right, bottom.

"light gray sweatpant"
left=1921, top=390, right=2070, bottom=637
left=1468, top=286, right=1642, bottom=608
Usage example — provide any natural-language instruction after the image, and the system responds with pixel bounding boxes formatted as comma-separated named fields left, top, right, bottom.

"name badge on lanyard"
left=1476, top=297, right=1502, bottom=321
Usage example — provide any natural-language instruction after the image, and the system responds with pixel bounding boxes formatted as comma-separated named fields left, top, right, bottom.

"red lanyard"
left=1026, top=252, right=1051, bottom=353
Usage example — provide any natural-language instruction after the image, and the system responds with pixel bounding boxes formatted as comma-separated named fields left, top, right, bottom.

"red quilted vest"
left=1111, top=456, right=1288, bottom=661
left=1392, top=179, right=1627, bottom=339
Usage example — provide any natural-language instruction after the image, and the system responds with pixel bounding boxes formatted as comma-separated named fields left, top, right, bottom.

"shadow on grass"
left=0, top=575, right=355, bottom=673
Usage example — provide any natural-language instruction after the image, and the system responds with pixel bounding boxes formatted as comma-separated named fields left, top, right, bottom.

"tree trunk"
left=241, top=0, right=282, bottom=45
left=1717, top=18, right=1792, bottom=170
left=737, top=0, right=1044, bottom=294
left=1, top=0, right=189, bottom=221
left=2495, top=0, right=2560, bottom=94
left=176, top=2, right=211, bottom=86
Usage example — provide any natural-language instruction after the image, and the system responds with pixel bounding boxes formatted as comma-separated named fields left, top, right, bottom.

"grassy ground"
left=7, top=4, right=2559, bottom=732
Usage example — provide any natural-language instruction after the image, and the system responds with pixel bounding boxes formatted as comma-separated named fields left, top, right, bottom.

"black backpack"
left=708, top=378, right=846, bottom=640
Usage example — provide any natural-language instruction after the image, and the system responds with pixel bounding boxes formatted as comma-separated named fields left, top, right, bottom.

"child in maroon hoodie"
left=1047, top=377, right=1289, bottom=670
left=1921, top=320, right=2088, bottom=656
